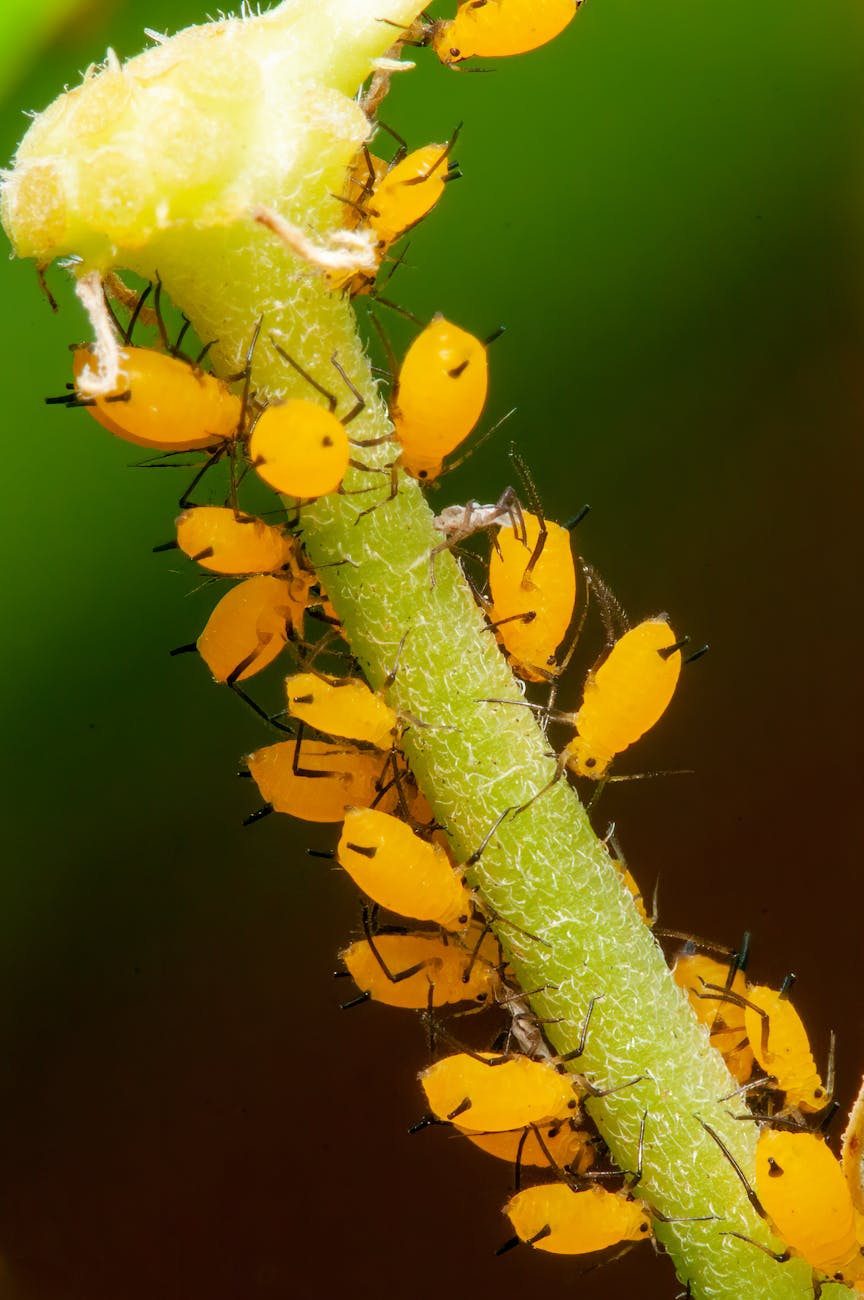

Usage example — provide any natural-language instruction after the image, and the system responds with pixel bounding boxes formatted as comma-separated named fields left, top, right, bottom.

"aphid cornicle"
left=419, top=1052, right=580, bottom=1130
left=391, top=315, right=489, bottom=481
left=284, top=672, right=398, bottom=749
left=487, top=509, right=577, bottom=682
left=430, top=0, right=579, bottom=67
left=174, top=506, right=297, bottom=576
left=69, top=346, right=243, bottom=451
left=501, top=1182, right=651, bottom=1256
left=336, top=808, right=472, bottom=930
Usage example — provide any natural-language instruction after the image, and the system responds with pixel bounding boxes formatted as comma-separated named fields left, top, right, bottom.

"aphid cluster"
left=39, top=4, right=861, bottom=1294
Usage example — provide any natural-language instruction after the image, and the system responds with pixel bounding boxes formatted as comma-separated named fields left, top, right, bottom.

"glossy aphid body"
left=249, top=342, right=376, bottom=500
left=192, top=575, right=308, bottom=683
left=502, top=1182, right=650, bottom=1256
left=754, top=1130, right=864, bottom=1283
left=673, top=953, right=754, bottom=1085
left=246, top=740, right=395, bottom=824
left=420, top=1051, right=579, bottom=1130
left=336, top=808, right=471, bottom=930
left=459, top=1118, right=595, bottom=1173
left=391, top=316, right=489, bottom=481
left=742, top=984, right=828, bottom=1113
left=560, top=617, right=684, bottom=779
left=340, top=927, right=499, bottom=1009
left=174, top=506, right=297, bottom=576
left=68, top=346, right=243, bottom=451
left=429, top=0, right=578, bottom=66
left=366, top=140, right=460, bottom=249
left=337, top=133, right=459, bottom=295
left=488, top=510, right=577, bottom=682
left=285, top=672, right=398, bottom=749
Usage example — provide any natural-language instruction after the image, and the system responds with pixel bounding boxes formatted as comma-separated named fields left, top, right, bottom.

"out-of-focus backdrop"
left=1, top=2, right=863, bottom=1296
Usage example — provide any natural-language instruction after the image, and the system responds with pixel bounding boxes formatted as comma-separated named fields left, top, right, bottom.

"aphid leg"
left=329, top=353, right=369, bottom=427
left=269, top=334, right=338, bottom=412
left=557, top=995, right=601, bottom=1064
left=373, top=117, right=409, bottom=165
left=719, top=1231, right=790, bottom=1265
left=359, top=905, right=431, bottom=985
left=403, top=121, right=462, bottom=187
left=435, top=406, right=517, bottom=481
left=225, top=659, right=294, bottom=734
left=508, top=446, right=548, bottom=585
left=177, top=443, right=228, bottom=510
left=696, top=1119, right=768, bottom=1220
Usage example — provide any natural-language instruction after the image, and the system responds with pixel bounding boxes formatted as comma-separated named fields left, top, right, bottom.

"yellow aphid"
left=488, top=512, right=576, bottom=682
left=249, top=400, right=350, bottom=499
left=459, top=1118, right=594, bottom=1172
left=743, top=984, right=828, bottom=1113
left=70, top=346, right=241, bottom=451
left=755, top=1130, right=864, bottom=1283
left=502, top=1183, right=650, bottom=1256
left=561, top=617, right=683, bottom=778
left=285, top=673, right=397, bottom=749
left=366, top=142, right=457, bottom=248
left=391, top=316, right=488, bottom=481
left=246, top=740, right=393, bottom=824
left=420, top=1052, right=578, bottom=1130
left=672, top=953, right=754, bottom=1085
left=337, top=808, right=471, bottom=930
left=432, top=0, right=578, bottom=66
left=195, top=575, right=304, bottom=683
left=340, top=929, right=498, bottom=1009
left=341, top=147, right=388, bottom=233
left=175, top=507, right=296, bottom=576
left=841, top=1075, right=864, bottom=1216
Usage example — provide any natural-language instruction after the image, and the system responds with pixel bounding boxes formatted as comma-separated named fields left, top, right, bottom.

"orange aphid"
left=755, top=1130, right=864, bottom=1282
left=247, top=740, right=392, bottom=823
left=340, top=927, right=499, bottom=1009
left=250, top=400, right=351, bottom=499
left=560, top=617, right=683, bottom=778
left=743, top=984, right=828, bottom=1113
left=431, top=0, right=578, bottom=66
left=175, top=507, right=296, bottom=576
left=285, top=672, right=398, bottom=749
left=337, top=808, right=471, bottom=930
left=488, top=511, right=576, bottom=682
left=502, top=1183, right=650, bottom=1257
left=366, top=142, right=458, bottom=248
left=195, top=575, right=304, bottom=683
left=420, top=1052, right=579, bottom=1130
left=72, top=347, right=241, bottom=451
left=391, top=316, right=488, bottom=481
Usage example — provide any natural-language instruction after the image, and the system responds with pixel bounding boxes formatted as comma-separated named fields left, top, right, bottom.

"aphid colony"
left=51, top=266, right=861, bottom=1287
left=43, top=12, right=857, bottom=1290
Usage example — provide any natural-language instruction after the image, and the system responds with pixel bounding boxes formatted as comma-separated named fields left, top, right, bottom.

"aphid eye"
left=323, top=435, right=333, bottom=447
left=639, top=1224, right=650, bottom=1234
left=585, top=757, right=597, bottom=769
left=567, top=1099, right=578, bottom=1109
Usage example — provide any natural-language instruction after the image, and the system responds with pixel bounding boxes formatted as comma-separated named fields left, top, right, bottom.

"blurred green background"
left=2, top=1, right=864, bottom=1296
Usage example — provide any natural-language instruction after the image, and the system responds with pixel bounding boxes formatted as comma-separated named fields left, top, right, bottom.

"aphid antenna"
left=695, top=1117, right=767, bottom=1220
left=718, top=1232, right=789, bottom=1266
left=367, top=305, right=400, bottom=385
left=403, top=121, right=463, bottom=188
left=151, top=275, right=173, bottom=353
left=122, top=280, right=153, bottom=344
left=435, top=405, right=518, bottom=482
left=716, top=1076, right=777, bottom=1105
left=545, top=567, right=593, bottom=716
left=582, top=560, right=630, bottom=644
left=506, top=444, right=548, bottom=581
left=366, top=290, right=424, bottom=326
